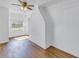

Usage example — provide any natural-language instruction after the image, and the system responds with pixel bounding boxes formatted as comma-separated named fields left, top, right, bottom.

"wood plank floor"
left=46, top=46, right=77, bottom=58
left=0, top=38, right=76, bottom=58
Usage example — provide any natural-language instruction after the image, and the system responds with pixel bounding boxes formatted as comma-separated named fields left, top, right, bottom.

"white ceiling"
left=7, top=0, right=51, bottom=6
left=0, top=0, right=68, bottom=13
left=4, top=0, right=51, bottom=13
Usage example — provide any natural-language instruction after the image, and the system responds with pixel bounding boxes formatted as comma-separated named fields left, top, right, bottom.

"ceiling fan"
left=11, top=0, right=34, bottom=11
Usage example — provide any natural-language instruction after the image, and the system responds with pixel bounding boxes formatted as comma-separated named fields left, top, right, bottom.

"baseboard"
left=29, top=39, right=46, bottom=49
left=0, top=39, right=9, bottom=45
left=46, top=46, right=77, bottom=58
left=9, top=34, right=29, bottom=39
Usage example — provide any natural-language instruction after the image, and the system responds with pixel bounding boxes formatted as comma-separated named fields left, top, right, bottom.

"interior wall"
left=0, top=6, right=9, bottom=43
left=29, top=5, right=46, bottom=49
left=9, top=12, right=29, bottom=37
left=46, top=0, right=79, bottom=57
left=0, top=0, right=7, bottom=7
left=39, top=6, right=54, bottom=48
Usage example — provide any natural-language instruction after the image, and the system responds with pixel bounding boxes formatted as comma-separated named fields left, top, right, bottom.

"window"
left=11, top=20, right=24, bottom=31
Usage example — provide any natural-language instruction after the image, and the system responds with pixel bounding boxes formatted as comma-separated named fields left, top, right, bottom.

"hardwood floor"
left=46, top=46, right=77, bottom=58
left=0, top=38, right=76, bottom=58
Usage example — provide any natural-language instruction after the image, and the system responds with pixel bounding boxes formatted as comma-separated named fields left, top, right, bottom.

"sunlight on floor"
left=14, top=35, right=31, bottom=40
left=6, top=38, right=30, bottom=58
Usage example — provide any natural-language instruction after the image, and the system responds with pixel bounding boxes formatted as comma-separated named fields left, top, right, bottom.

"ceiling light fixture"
left=11, top=0, right=34, bottom=11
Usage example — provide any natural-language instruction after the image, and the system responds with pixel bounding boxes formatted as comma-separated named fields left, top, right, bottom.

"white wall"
left=29, top=5, right=46, bottom=49
left=46, top=0, right=79, bottom=57
left=39, top=6, right=54, bottom=48
left=0, top=6, right=9, bottom=44
left=0, top=0, right=8, bottom=7
left=9, top=12, right=29, bottom=37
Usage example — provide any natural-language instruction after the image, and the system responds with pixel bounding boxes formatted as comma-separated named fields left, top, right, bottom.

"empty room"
left=0, top=0, right=79, bottom=58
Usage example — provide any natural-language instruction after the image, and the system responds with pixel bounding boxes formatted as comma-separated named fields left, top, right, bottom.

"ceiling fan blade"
left=27, top=7, right=32, bottom=10
left=28, top=5, right=34, bottom=7
left=11, top=4, right=20, bottom=6
left=18, top=0, right=23, bottom=3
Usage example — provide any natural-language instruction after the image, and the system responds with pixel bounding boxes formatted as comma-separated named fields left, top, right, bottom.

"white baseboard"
left=0, top=39, right=9, bottom=44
